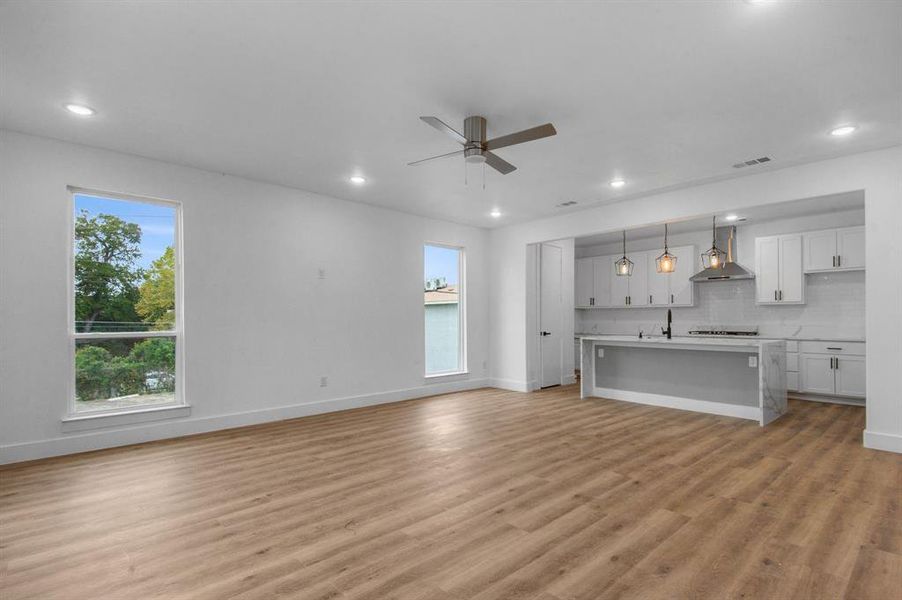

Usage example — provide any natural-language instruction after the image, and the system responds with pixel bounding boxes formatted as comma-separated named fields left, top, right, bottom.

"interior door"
left=646, top=252, right=669, bottom=306
left=834, top=355, right=866, bottom=397
left=804, top=230, right=837, bottom=272
left=836, top=227, right=866, bottom=270
left=779, top=235, right=804, bottom=302
left=592, top=256, right=612, bottom=307
left=629, top=251, right=649, bottom=306
left=756, top=237, right=780, bottom=303
left=800, top=354, right=835, bottom=395
left=540, top=243, right=563, bottom=388
left=575, top=257, right=594, bottom=308
left=669, top=245, right=694, bottom=306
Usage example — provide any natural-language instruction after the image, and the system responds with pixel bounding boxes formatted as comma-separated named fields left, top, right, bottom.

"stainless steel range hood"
left=690, top=226, right=755, bottom=282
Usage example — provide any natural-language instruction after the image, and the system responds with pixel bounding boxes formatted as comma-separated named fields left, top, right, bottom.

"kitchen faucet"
left=661, top=309, right=672, bottom=339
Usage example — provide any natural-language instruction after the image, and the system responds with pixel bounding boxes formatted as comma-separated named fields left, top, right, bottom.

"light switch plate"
left=748, top=356, right=758, bottom=367
left=597, top=348, right=604, bottom=358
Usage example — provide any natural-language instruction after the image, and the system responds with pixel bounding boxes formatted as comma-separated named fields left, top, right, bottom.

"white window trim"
left=66, top=186, right=187, bottom=421
left=424, top=242, right=468, bottom=378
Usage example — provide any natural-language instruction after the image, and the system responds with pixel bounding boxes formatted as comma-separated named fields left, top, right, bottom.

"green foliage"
left=74, top=211, right=144, bottom=332
left=136, top=246, right=175, bottom=330
left=75, top=338, right=176, bottom=401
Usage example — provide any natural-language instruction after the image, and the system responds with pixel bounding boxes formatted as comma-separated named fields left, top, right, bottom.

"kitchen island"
left=579, top=335, right=787, bottom=426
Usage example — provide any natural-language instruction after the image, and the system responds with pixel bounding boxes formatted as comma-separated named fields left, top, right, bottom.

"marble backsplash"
left=576, top=270, right=865, bottom=340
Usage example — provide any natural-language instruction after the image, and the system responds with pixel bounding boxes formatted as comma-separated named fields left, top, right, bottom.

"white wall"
left=576, top=209, right=866, bottom=340
left=489, top=146, right=902, bottom=453
left=0, top=131, right=491, bottom=463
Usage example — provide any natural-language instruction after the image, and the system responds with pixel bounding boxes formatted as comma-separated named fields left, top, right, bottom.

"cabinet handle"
left=827, top=347, right=842, bottom=350
left=835, top=357, right=839, bottom=369
left=774, top=290, right=778, bottom=301
left=779, top=290, right=783, bottom=301
left=830, top=357, right=834, bottom=369
left=590, top=297, right=594, bottom=306
left=837, top=255, right=841, bottom=267
left=833, top=255, right=836, bottom=267
left=649, top=294, right=653, bottom=304
left=671, top=293, right=674, bottom=304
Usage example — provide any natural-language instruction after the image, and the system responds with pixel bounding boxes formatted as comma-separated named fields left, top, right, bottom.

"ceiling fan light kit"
left=409, top=115, right=556, bottom=175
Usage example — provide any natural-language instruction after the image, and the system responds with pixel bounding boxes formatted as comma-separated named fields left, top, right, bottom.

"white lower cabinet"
left=800, top=354, right=836, bottom=395
left=834, top=355, right=866, bottom=397
left=798, top=341, right=866, bottom=399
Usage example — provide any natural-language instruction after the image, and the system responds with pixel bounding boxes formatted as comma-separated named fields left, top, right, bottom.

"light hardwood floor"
left=2, top=386, right=900, bottom=599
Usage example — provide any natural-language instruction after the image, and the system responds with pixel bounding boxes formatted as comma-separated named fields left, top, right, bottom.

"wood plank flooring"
left=2, top=386, right=900, bottom=599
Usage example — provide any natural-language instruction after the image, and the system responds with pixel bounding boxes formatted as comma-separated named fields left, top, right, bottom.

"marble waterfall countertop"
left=577, top=334, right=784, bottom=351
left=575, top=333, right=865, bottom=343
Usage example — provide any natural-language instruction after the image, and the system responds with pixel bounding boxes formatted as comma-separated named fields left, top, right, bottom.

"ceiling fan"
left=408, top=115, right=556, bottom=175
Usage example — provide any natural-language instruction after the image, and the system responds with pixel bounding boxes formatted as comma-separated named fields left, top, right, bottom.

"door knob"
left=541, top=331, right=552, bottom=336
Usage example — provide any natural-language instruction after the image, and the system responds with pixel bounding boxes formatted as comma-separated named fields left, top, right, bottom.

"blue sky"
left=75, top=194, right=175, bottom=270
left=424, top=244, right=460, bottom=285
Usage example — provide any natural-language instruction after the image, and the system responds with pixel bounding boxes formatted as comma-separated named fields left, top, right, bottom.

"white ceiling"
left=574, top=191, right=865, bottom=247
left=2, top=1, right=900, bottom=228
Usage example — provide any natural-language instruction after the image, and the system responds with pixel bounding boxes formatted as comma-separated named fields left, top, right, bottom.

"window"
left=70, top=190, right=182, bottom=414
left=424, top=244, right=465, bottom=376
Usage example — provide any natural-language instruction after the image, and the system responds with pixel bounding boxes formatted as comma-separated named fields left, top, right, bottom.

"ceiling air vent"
left=732, top=156, right=772, bottom=169
left=557, top=200, right=578, bottom=207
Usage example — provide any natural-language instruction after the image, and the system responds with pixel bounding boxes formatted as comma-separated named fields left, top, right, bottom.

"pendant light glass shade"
left=701, top=216, right=726, bottom=269
left=615, top=230, right=634, bottom=276
left=655, top=223, right=677, bottom=273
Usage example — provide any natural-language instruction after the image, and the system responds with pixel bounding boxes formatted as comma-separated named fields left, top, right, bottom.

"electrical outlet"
left=748, top=356, right=758, bottom=368
left=597, top=348, right=604, bottom=358
left=320, top=376, right=328, bottom=387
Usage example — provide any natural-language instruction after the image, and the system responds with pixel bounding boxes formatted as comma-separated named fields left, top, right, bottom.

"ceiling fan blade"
left=420, top=116, right=467, bottom=144
left=484, top=151, right=517, bottom=175
left=484, top=123, right=556, bottom=151
left=407, top=149, right=465, bottom=166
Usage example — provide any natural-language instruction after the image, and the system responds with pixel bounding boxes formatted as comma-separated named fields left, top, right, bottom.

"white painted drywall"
left=489, top=146, right=902, bottom=453
left=0, top=131, right=491, bottom=463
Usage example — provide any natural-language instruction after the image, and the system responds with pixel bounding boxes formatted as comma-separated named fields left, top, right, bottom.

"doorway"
left=539, top=243, right=563, bottom=388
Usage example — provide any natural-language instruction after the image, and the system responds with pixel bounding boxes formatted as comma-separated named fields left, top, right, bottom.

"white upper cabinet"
left=803, top=226, right=865, bottom=272
left=629, top=254, right=649, bottom=307
left=575, top=257, right=594, bottom=308
left=756, top=234, right=805, bottom=304
left=668, top=245, right=695, bottom=307
left=836, top=227, right=866, bottom=270
left=576, top=245, right=695, bottom=309
left=610, top=257, right=631, bottom=307
left=592, top=256, right=612, bottom=308
left=646, top=252, right=670, bottom=306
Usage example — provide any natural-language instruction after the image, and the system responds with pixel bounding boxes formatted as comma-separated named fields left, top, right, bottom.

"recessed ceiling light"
left=490, top=209, right=502, bottom=218
left=725, top=214, right=740, bottom=222
left=609, top=179, right=626, bottom=189
left=830, top=125, right=857, bottom=137
left=349, top=175, right=366, bottom=185
left=65, top=103, right=95, bottom=117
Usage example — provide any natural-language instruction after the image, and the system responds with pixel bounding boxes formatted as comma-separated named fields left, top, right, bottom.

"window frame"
left=423, top=242, right=467, bottom=378
left=66, top=186, right=186, bottom=418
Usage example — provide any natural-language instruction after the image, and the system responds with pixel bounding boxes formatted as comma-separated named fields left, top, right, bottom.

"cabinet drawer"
left=786, top=372, right=799, bottom=392
left=786, top=353, right=799, bottom=372
left=799, top=341, right=865, bottom=356
left=785, top=340, right=799, bottom=353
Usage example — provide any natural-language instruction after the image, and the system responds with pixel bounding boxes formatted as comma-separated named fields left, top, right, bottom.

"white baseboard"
left=489, top=378, right=532, bottom=392
left=593, top=387, right=761, bottom=422
left=863, top=430, right=902, bottom=454
left=0, top=378, right=491, bottom=465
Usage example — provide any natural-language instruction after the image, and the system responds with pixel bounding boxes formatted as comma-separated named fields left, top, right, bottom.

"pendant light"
left=700, top=216, right=726, bottom=269
left=655, top=223, right=677, bottom=273
left=614, top=230, right=634, bottom=276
